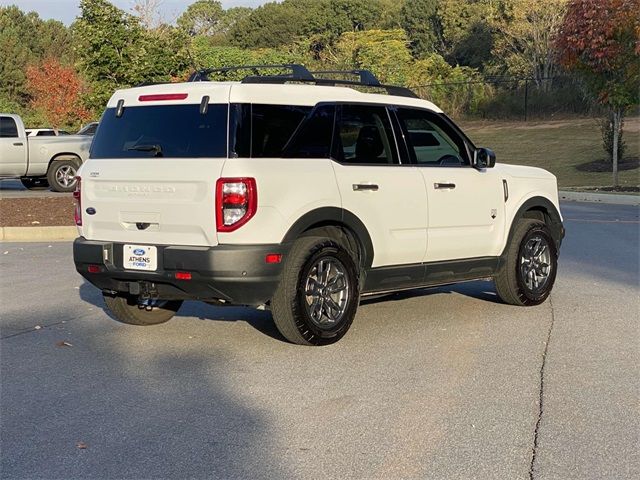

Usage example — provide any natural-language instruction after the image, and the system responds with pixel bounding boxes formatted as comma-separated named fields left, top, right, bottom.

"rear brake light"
left=175, top=272, right=192, bottom=280
left=216, top=178, right=257, bottom=232
left=138, top=93, right=188, bottom=102
left=73, top=177, right=82, bottom=226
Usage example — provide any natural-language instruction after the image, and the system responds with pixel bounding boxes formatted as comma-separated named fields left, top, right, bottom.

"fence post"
left=524, top=79, right=529, bottom=121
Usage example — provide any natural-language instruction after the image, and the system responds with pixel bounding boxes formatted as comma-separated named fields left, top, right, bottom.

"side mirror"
left=474, top=147, right=496, bottom=169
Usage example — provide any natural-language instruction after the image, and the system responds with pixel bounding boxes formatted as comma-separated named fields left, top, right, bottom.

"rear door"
left=395, top=107, right=505, bottom=261
left=0, top=116, right=27, bottom=176
left=80, top=87, right=231, bottom=247
left=331, top=104, right=427, bottom=267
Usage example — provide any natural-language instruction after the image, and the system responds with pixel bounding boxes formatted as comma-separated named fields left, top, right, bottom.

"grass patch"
left=459, top=117, right=640, bottom=188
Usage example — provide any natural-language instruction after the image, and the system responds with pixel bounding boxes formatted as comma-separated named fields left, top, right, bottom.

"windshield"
left=91, top=104, right=228, bottom=159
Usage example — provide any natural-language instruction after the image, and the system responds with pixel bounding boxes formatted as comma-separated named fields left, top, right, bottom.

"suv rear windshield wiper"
left=127, top=144, right=163, bottom=157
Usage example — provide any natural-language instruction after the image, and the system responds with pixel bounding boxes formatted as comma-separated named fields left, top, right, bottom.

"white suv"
left=73, top=65, right=564, bottom=345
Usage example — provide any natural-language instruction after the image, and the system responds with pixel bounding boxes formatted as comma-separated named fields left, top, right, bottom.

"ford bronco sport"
left=73, top=65, right=564, bottom=345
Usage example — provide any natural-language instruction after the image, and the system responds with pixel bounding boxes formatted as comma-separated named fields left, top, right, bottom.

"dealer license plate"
left=123, top=244, right=157, bottom=271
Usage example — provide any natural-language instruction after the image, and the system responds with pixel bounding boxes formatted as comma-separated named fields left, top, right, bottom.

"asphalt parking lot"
left=1, top=201, right=638, bottom=479
left=0, top=179, right=69, bottom=198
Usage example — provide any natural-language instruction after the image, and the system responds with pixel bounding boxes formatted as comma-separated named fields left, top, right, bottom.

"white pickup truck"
left=0, top=113, right=93, bottom=192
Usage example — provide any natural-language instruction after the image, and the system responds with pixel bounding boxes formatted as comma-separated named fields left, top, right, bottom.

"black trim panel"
left=363, top=256, right=499, bottom=293
left=503, top=196, right=565, bottom=257
left=74, top=238, right=290, bottom=305
left=282, top=207, right=374, bottom=268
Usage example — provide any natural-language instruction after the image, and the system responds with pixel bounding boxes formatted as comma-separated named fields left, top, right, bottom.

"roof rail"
left=188, top=64, right=315, bottom=82
left=187, top=64, right=419, bottom=99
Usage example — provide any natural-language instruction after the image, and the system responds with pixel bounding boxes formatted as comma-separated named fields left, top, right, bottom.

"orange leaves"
left=556, top=0, right=639, bottom=73
left=26, top=59, right=92, bottom=128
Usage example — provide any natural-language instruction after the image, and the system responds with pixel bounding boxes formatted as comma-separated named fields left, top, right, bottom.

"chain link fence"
left=411, top=75, right=605, bottom=121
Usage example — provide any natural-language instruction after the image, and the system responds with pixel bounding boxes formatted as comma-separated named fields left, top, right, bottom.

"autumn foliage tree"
left=556, top=0, right=640, bottom=186
left=26, top=58, right=91, bottom=128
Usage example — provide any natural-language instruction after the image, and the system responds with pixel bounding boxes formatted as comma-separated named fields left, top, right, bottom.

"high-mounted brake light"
left=216, top=178, right=257, bottom=232
left=73, top=177, right=82, bottom=226
left=138, top=93, right=188, bottom=102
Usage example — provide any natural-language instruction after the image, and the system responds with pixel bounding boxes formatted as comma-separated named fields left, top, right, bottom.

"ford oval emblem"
left=86, top=207, right=96, bottom=215
left=133, top=248, right=146, bottom=255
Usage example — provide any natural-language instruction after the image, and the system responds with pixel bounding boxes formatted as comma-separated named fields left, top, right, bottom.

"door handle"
left=353, top=184, right=379, bottom=191
left=434, top=182, right=456, bottom=189
left=13, top=142, right=23, bottom=146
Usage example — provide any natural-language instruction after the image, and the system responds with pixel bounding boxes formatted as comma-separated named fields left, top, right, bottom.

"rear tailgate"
left=78, top=83, right=230, bottom=247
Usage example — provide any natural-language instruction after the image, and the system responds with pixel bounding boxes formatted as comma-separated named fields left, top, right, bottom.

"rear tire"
left=47, top=158, right=79, bottom=192
left=103, top=293, right=183, bottom=326
left=271, top=234, right=360, bottom=345
left=20, top=177, right=49, bottom=190
left=494, top=219, right=558, bottom=306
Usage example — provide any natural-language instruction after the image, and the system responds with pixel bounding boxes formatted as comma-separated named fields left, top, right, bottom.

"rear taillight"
left=215, top=178, right=257, bottom=232
left=73, top=177, right=82, bottom=226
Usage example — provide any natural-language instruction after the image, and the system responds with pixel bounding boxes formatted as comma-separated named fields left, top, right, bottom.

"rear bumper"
left=73, top=237, right=289, bottom=305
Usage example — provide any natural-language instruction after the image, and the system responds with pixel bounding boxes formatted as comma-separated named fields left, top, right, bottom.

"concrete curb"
left=559, top=190, right=639, bottom=206
left=0, top=226, right=77, bottom=242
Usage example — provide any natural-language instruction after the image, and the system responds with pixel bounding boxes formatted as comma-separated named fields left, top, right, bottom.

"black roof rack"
left=188, top=64, right=315, bottom=82
left=187, top=64, right=418, bottom=99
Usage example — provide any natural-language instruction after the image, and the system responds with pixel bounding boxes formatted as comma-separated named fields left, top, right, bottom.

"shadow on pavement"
left=79, top=281, right=284, bottom=341
left=1, top=308, right=290, bottom=479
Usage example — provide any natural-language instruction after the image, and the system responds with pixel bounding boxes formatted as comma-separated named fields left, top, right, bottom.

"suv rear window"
left=91, top=104, right=228, bottom=159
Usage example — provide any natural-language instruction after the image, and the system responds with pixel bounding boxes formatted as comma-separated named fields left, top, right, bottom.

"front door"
left=0, top=116, right=27, bottom=176
left=331, top=104, right=427, bottom=267
left=394, top=107, right=505, bottom=262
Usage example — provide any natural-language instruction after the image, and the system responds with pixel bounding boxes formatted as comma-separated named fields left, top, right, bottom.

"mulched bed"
left=575, top=158, right=639, bottom=173
left=579, top=186, right=640, bottom=193
left=0, top=197, right=75, bottom=227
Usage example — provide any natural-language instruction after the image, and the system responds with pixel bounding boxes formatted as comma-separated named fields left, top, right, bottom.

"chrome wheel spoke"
left=305, top=277, right=320, bottom=296
left=326, top=272, right=346, bottom=294
left=520, top=235, right=552, bottom=291
left=304, top=256, right=350, bottom=328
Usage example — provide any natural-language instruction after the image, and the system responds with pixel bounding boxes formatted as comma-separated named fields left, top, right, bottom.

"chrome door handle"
left=434, top=183, right=456, bottom=189
left=353, top=184, right=379, bottom=191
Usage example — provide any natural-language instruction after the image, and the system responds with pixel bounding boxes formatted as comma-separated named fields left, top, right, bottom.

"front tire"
left=271, top=235, right=360, bottom=345
left=47, top=158, right=79, bottom=192
left=494, top=219, right=558, bottom=306
left=103, top=293, right=183, bottom=326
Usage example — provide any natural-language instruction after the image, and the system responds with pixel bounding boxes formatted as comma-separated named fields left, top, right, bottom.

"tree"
left=332, top=29, right=413, bottom=84
left=437, top=0, right=496, bottom=69
left=0, top=6, right=72, bottom=105
left=400, top=0, right=441, bottom=58
left=492, top=0, right=569, bottom=86
left=228, top=0, right=385, bottom=49
left=177, top=0, right=224, bottom=36
left=73, top=0, right=188, bottom=110
left=228, top=2, right=301, bottom=48
left=132, top=0, right=165, bottom=29
left=556, top=0, right=640, bottom=186
left=26, top=59, right=91, bottom=128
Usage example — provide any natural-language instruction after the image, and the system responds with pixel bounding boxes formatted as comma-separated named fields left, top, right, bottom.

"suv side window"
left=396, top=108, right=469, bottom=166
left=231, top=104, right=312, bottom=158
left=283, top=104, right=335, bottom=159
left=333, top=104, right=398, bottom=165
left=0, top=117, right=18, bottom=138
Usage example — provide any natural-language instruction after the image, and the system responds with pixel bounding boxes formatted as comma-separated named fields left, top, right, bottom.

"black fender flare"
left=282, top=207, right=375, bottom=268
left=502, top=196, right=565, bottom=258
